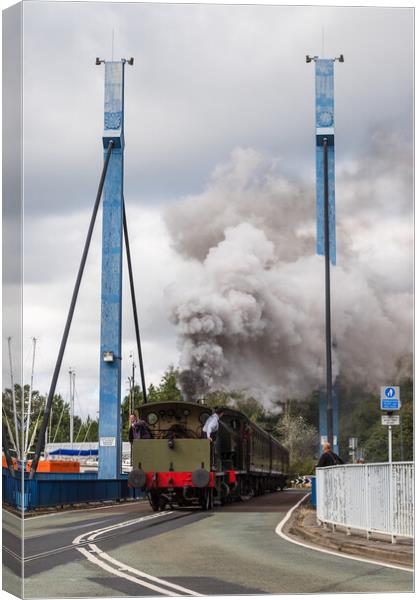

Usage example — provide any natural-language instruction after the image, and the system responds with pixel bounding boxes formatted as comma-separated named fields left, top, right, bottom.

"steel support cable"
left=2, top=422, right=15, bottom=477
left=2, top=407, right=17, bottom=452
left=52, top=402, right=66, bottom=444
left=123, top=199, right=148, bottom=404
left=76, top=419, right=93, bottom=457
left=27, top=414, right=41, bottom=455
left=323, top=138, right=333, bottom=445
left=29, top=141, right=114, bottom=478
left=27, top=398, right=46, bottom=455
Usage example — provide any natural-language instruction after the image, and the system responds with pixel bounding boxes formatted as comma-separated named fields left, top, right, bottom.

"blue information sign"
left=381, top=399, right=400, bottom=411
left=380, top=386, right=400, bottom=411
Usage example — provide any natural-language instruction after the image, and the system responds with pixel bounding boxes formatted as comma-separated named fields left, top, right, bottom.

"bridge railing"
left=316, top=462, right=414, bottom=542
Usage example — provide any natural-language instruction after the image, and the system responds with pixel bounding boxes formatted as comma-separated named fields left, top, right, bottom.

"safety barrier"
left=2, top=468, right=142, bottom=511
left=316, top=462, right=414, bottom=541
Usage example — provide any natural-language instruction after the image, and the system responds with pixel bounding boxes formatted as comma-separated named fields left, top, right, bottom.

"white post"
left=389, top=462, right=396, bottom=544
left=388, top=425, right=392, bottom=463
left=7, top=337, right=20, bottom=458
left=25, top=337, right=37, bottom=456
left=365, top=465, right=371, bottom=539
left=69, top=368, right=75, bottom=448
left=388, top=429, right=396, bottom=543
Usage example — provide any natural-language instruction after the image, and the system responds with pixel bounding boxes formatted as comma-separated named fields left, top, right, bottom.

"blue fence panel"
left=2, top=468, right=141, bottom=511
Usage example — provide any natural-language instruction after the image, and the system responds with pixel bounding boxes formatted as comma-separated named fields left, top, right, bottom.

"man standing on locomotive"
left=129, top=414, right=153, bottom=462
left=202, top=408, right=224, bottom=469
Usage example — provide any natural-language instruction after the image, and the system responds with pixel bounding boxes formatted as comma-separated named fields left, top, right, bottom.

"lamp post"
left=307, top=54, right=343, bottom=446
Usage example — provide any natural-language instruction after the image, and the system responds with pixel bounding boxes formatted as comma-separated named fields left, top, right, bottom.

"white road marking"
left=87, top=512, right=173, bottom=541
left=75, top=545, right=182, bottom=596
left=73, top=511, right=203, bottom=596
left=22, top=500, right=146, bottom=520
left=26, top=519, right=108, bottom=539
left=275, top=493, right=414, bottom=573
left=88, top=543, right=202, bottom=596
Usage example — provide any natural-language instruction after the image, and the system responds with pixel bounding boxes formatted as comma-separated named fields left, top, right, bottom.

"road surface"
left=2, top=490, right=413, bottom=597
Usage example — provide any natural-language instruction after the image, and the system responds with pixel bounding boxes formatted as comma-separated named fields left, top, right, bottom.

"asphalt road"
left=2, top=490, right=414, bottom=598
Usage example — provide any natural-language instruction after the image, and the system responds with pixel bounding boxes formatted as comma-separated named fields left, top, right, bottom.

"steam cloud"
left=164, top=136, right=413, bottom=405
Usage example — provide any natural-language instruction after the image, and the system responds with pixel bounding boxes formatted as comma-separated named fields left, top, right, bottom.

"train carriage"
left=128, top=401, right=288, bottom=510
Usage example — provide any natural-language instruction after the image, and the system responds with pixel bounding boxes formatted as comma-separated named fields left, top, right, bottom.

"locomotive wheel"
left=148, top=491, right=160, bottom=512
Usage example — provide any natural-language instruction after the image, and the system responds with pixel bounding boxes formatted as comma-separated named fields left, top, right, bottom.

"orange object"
left=3, top=454, right=80, bottom=473
left=2, top=455, right=18, bottom=469
left=25, top=460, right=80, bottom=473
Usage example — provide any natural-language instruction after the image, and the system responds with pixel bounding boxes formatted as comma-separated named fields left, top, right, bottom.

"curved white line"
left=88, top=543, right=202, bottom=596
left=72, top=511, right=172, bottom=545
left=73, top=511, right=202, bottom=596
left=275, top=493, right=414, bottom=574
left=76, top=545, right=180, bottom=596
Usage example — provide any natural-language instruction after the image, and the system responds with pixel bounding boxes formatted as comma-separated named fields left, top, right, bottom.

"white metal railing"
left=316, top=462, right=414, bottom=541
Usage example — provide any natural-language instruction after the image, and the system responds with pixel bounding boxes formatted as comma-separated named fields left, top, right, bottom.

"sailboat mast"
left=24, top=337, right=37, bottom=456
left=7, top=337, right=20, bottom=458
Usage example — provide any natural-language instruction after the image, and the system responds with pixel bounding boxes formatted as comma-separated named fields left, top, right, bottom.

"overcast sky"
left=3, top=1, right=413, bottom=418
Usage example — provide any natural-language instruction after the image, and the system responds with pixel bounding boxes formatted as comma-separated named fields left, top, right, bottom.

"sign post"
left=388, top=426, right=392, bottom=464
left=380, top=386, right=400, bottom=543
left=348, top=437, right=358, bottom=464
left=380, top=386, right=400, bottom=464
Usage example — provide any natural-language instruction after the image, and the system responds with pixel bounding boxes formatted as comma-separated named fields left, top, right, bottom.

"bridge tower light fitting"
left=96, top=57, right=134, bottom=65
left=306, top=54, right=344, bottom=63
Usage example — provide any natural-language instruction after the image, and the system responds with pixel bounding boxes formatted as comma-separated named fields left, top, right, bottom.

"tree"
left=146, top=367, right=183, bottom=403
left=233, top=395, right=266, bottom=423
left=275, top=409, right=318, bottom=474
left=337, top=375, right=413, bottom=463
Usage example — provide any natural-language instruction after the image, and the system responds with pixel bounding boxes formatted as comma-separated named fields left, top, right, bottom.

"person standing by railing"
left=316, top=441, right=344, bottom=467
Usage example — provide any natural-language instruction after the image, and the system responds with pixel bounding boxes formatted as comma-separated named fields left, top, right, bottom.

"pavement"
left=284, top=493, right=414, bottom=570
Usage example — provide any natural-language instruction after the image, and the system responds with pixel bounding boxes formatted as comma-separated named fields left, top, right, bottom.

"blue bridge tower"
left=97, top=57, right=133, bottom=479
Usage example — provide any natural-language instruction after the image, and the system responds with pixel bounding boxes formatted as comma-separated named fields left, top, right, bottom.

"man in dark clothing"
left=316, top=442, right=344, bottom=467
left=129, top=414, right=153, bottom=441
left=129, top=414, right=153, bottom=463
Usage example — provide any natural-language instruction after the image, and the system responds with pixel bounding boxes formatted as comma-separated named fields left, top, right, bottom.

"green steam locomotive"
left=128, top=401, right=289, bottom=510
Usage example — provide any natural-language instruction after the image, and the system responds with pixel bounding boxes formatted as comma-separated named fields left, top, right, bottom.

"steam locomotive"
left=128, top=401, right=289, bottom=510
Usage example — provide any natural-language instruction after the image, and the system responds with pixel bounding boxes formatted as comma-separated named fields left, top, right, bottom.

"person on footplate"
left=316, top=441, right=344, bottom=467
left=129, top=414, right=153, bottom=462
left=202, top=408, right=224, bottom=468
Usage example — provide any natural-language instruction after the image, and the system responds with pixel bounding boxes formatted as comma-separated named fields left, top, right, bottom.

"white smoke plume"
left=164, top=136, right=413, bottom=405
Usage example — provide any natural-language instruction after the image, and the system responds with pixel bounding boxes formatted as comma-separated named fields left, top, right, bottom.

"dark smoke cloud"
left=165, top=135, right=413, bottom=405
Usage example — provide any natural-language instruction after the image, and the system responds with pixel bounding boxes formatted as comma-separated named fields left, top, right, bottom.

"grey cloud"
left=21, top=3, right=413, bottom=216
left=6, top=2, right=412, bottom=415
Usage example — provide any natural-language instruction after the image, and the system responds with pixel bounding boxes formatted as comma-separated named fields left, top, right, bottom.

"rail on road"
left=316, top=462, right=414, bottom=543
